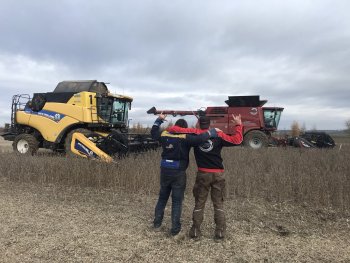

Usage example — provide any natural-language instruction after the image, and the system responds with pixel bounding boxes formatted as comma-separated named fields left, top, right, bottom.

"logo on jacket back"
left=166, top=144, right=174, bottom=149
left=199, top=140, right=213, bottom=152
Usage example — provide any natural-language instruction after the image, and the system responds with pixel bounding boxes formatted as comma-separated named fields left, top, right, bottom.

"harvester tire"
left=65, top=128, right=91, bottom=156
left=13, top=133, right=39, bottom=155
left=243, top=130, right=268, bottom=149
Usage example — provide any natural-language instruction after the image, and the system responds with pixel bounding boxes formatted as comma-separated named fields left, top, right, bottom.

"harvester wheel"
left=65, top=128, right=91, bottom=156
left=13, top=134, right=39, bottom=155
left=243, top=130, right=268, bottom=149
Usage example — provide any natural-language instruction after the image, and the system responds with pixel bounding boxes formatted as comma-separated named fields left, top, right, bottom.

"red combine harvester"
left=147, top=95, right=284, bottom=149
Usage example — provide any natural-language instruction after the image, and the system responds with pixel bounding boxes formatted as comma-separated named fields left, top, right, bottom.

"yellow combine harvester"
left=1, top=80, right=157, bottom=160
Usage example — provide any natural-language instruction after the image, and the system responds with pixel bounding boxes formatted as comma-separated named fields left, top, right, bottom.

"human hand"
left=215, top=128, right=222, bottom=132
left=159, top=113, right=167, bottom=121
left=231, top=114, right=242, bottom=126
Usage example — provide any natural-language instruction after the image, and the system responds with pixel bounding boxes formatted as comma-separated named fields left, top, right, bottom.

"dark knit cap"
left=199, top=116, right=210, bottom=129
left=175, top=119, right=188, bottom=128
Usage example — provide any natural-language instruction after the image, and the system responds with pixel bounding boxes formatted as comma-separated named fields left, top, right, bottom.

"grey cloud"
left=0, top=0, right=349, bottom=129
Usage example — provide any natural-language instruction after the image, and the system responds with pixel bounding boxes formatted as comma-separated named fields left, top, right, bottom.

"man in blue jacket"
left=151, top=114, right=218, bottom=236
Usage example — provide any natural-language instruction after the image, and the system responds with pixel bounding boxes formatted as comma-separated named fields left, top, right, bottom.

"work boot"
left=189, top=225, right=201, bottom=239
left=214, top=209, right=226, bottom=239
left=214, top=227, right=226, bottom=240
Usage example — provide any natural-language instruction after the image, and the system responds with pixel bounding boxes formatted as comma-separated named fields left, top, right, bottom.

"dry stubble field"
left=0, top=136, right=350, bottom=262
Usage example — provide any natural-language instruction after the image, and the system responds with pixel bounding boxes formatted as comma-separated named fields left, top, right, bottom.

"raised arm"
left=219, top=114, right=243, bottom=146
left=151, top=114, right=167, bottom=141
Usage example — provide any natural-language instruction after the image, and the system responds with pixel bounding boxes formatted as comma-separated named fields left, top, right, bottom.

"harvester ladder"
left=11, top=94, right=31, bottom=128
left=90, top=105, right=101, bottom=124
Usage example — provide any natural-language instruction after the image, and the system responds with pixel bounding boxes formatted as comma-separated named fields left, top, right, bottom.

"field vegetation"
left=1, top=145, right=349, bottom=210
left=333, top=134, right=350, bottom=144
left=0, top=136, right=350, bottom=261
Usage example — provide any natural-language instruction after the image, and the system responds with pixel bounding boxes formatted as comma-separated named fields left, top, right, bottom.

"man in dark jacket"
left=151, top=114, right=218, bottom=236
left=167, top=114, right=243, bottom=239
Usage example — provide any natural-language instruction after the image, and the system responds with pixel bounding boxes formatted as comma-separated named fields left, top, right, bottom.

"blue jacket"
left=151, top=118, right=211, bottom=175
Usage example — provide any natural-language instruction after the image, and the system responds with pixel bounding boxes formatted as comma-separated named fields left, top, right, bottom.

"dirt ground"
left=1, top=177, right=349, bottom=262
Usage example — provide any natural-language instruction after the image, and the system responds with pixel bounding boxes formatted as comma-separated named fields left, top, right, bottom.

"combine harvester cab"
left=1, top=80, right=158, bottom=160
left=147, top=95, right=284, bottom=149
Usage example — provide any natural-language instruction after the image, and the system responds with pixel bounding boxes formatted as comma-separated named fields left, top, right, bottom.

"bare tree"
left=291, top=121, right=301, bottom=137
left=346, top=119, right=350, bottom=134
left=301, top=122, right=306, bottom=134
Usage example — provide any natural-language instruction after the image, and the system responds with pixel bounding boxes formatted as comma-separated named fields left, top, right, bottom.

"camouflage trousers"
left=192, top=171, right=226, bottom=232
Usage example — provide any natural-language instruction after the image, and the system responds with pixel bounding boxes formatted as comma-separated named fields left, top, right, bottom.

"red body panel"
left=205, top=106, right=265, bottom=135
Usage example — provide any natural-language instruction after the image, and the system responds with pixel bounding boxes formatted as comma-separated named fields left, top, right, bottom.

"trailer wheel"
left=243, top=130, right=268, bottom=149
left=13, top=134, right=39, bottom=155
left=65, top=128, right=91, bottom=156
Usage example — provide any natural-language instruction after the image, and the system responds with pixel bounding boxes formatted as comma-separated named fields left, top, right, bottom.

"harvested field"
left=1, top=178, right=350, bottom=262
left=0, top=136, right=12, bottom=153
left=0, top=139, right=350, bottom=262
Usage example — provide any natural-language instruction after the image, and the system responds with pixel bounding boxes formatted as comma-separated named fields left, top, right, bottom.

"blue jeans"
left=154, top=170, right=186, bottom=233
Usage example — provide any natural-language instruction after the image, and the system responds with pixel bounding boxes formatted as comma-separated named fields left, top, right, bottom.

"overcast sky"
left=0, top=0, right=349, bottom=130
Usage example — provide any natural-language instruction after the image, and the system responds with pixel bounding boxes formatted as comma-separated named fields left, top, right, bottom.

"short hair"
left=175, top=119, right=188, bottom=128
left=199, top=116, right=210, bottom=129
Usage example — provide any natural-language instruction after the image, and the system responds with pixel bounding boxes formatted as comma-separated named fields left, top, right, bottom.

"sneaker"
left=189, top=225, right=201, bottom=239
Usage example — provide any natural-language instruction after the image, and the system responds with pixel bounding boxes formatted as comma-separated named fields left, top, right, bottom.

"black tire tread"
left=12, top=133, right=39, bottom=155
left=65, top=128, right=92, bottom=156
left=243, top=130, right=268, bottom=149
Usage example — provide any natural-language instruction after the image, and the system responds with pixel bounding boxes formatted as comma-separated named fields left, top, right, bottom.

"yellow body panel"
left=29, top=114, right=79, bottom=142
left=42, top=92, right=106, bottom=124
left=16, top=110, right=31, bottom=125
left=16, top=109, right=79, bottom=142
left=66, top=91, right=99, bottom=123
left=44, top=103, right=84, bottom=121
left=15, top=90, right=133, bottom=143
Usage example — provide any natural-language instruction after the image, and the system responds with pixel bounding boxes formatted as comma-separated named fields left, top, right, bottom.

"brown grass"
left=1, top=145, right=350, bottom=262
left=0, top=145, right=349, bottom=210
left=333, top=134, right=350, bottom=144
